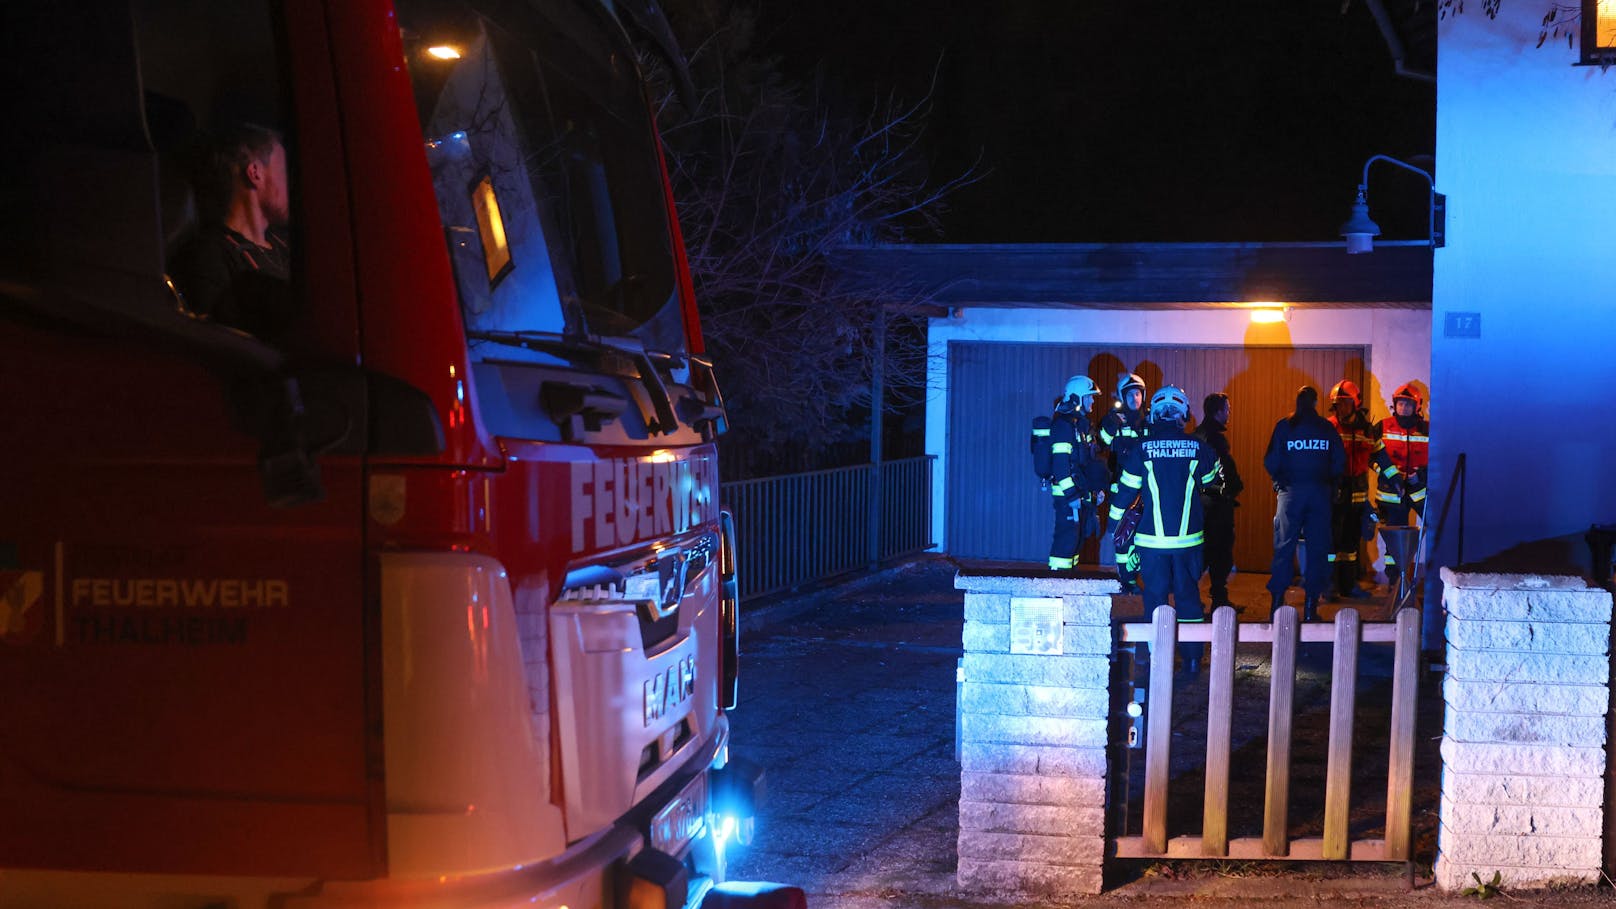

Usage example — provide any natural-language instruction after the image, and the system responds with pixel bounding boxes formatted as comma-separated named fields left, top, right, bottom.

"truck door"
left=0, top=0, right=381, bottom=880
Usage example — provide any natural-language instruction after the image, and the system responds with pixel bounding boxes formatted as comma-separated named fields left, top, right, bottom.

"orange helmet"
left=1392, top=382, right=1423, bottom=411
left=1329, top=380, right=1361, bottom=409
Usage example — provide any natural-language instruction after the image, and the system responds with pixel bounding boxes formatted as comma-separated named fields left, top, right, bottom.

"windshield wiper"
left=465, top=329, right=570, bottom=353
left=466, top=329, right=645, bottom=377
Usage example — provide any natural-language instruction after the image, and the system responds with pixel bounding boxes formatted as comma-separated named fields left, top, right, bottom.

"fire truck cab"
left=0, top=1, right=760, bottom=906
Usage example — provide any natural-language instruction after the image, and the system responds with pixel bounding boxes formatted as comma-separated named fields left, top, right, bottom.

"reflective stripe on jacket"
left=1328, top=411, right=1381, bottom=478
left=1373, top=415, right=1430, bottom=503
left=1050, top=411, right=1097, bottom=498
left=1108, top=426, right=1221, bottom=549
left=1100, top=407, right=1146, bottom=487
left=1375, top=416, right=1429, bottom=475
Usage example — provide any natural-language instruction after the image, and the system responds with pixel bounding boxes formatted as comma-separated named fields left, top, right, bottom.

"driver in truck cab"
left=172, top=122, right=295, bottom=338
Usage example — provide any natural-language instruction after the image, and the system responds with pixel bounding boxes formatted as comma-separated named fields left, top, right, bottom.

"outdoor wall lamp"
left=1340, top=154, right=1446, bottom=254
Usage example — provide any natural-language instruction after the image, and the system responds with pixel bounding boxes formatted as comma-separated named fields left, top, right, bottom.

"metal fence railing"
left=721, top=455, right=935, bottom=601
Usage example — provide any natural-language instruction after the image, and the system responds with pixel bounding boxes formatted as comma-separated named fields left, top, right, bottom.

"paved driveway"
left=720, top=556, right=1610, bottom=908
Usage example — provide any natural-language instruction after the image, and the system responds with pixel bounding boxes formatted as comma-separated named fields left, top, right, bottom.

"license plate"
left=650, top=772, right=707, bottom=856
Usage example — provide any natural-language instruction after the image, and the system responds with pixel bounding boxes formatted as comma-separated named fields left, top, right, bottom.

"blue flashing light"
left=709, top=881, right=780, bottom=898
left=711, top=813, right=738, bottom=865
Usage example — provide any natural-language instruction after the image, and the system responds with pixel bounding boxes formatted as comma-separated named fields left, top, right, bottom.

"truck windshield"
left=397, top=0, right=686, bottom=361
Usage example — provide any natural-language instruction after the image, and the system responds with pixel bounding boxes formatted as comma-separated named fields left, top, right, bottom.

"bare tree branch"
left=640, top=2, right=977, bottom=461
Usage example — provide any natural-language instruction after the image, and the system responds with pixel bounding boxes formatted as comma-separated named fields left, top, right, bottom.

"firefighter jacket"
left=1372, top=415, right=1430, bottom=504
left=1099, top=407, right=1146, bottom=487
left=1263, top=412, right=1346, bottom=491
left=1108, top=425, right=1221, bottom=549
left=1049, top=410, right=1102, bottom=500
left=1193, top=416, right=1243, bottom=504
left=1328, top=409, right=1381, bottom=503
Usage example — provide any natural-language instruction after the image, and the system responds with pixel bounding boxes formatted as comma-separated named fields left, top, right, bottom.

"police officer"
left=1110, top=386, right=1221, bottom=674
left=1100, top=373, right=1149, bottom=593
left=1048, top=375, right=1104, bottom=571
left=1372, top=382, right=1430, bottom=587
left=1263, top=386, right=1346, bottom=620
left=1326, top=380, right=1380, bottom=600
left=1195, top=392, right=1243, bottom=611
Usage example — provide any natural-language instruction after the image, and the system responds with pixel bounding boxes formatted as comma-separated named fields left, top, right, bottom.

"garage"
left=830, top=241, right=1437, bottom=577
left=945, top=341, right=1366, bottom=570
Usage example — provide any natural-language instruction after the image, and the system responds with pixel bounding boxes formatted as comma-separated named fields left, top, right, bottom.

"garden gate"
left=1112, top=605, right=1420, bottom=861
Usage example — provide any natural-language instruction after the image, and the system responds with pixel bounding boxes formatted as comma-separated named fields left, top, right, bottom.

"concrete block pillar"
left=1436, top=569, right=1612, bottom=890
left=954, top=571, right=1119, bottom=898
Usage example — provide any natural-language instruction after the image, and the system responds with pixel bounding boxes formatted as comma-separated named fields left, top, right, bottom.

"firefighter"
left=1109, top=386, right=1221, bottom=674
left=1326, top=380, right=1380, bottom=600
left=1372, top=382, right=1430, bottom=587
left=1100, top=373, right=1149, bottom=593
left=1195, top=392, right=1243, bottom=611
left=1263, top=386, right=1346, bottom=620
left=1047, top=375, right=1105, bottom=571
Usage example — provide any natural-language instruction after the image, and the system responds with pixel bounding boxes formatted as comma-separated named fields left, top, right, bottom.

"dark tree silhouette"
left=641, top=1, right=974, bottom=462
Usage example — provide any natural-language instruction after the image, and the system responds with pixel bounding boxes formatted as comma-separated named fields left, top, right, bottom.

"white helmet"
left=1149, top=385, right=1190, bottom=424
left=1063, top=375, right=1100, bottom=402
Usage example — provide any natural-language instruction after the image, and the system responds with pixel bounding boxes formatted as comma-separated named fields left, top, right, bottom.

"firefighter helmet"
left=1149, top=385, right=1190, bottom=424
left=1329, top=380, right=1361, bottom=409
left=1392, top=382, right=1423, bottom=411
left=1063, top=375, right=1100, bottom=402
left=1116, top=373, right=1146, bottom=402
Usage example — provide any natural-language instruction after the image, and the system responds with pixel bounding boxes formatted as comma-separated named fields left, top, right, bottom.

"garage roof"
left=832, top=241, right=1432, bottom=309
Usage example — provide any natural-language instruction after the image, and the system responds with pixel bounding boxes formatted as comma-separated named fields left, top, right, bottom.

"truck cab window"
left=2, top=1, right=300, bottom=346
left=133, top=0, right=299, bottom=341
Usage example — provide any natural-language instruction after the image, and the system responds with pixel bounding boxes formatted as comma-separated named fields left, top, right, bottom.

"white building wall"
left=925, top=306, right=1431, bottom=551
left=1432, top=9, right=1616, bottom=573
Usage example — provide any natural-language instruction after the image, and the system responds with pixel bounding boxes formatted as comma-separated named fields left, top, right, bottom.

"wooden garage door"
left=946, top=342, right=1366, bottom=572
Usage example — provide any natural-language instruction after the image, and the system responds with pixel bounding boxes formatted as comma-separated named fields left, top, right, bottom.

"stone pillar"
left=1436, top=569, right=1612, bottom=890
left=954, top=572, right=1118, bottom=898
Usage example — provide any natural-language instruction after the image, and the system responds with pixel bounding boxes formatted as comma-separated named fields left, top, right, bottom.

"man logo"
left=643, top=654, right=697, bottom=726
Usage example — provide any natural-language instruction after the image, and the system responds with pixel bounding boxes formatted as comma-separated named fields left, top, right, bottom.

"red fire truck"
left=0, top=1, right=762, bottom=906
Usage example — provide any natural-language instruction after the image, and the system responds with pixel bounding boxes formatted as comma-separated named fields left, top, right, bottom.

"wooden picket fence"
left=1113, top=605, right=1421, bottom=861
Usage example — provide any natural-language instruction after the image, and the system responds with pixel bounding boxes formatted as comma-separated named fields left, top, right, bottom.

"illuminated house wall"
left=1430, top=8, right=1616, bottom=575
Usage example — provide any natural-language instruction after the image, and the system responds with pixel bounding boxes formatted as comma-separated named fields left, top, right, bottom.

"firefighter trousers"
left=1139, top=546, right=1204, bottom=666
left=1330, top=498, right=1367, bottom=595
left=1378, top=497, right=1424, bottom=583
left=1203, top=499, right=1236, bottom=605
left=1049, top=495, right=1096, bottom=570
left=1269, top=485, right=1333, bottom=605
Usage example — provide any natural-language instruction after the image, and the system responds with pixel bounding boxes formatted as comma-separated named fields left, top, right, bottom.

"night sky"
left=751, top=1, right=1436, bottom=244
